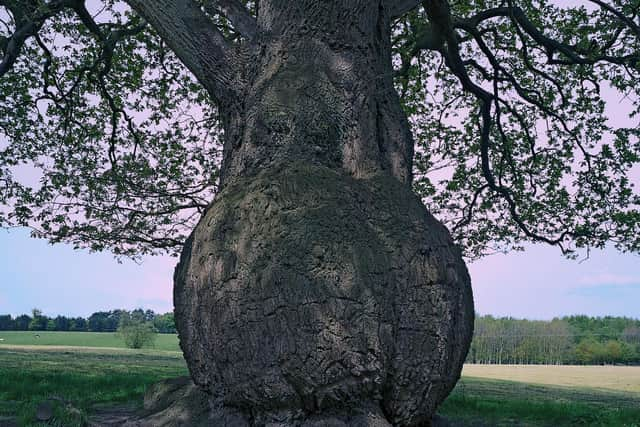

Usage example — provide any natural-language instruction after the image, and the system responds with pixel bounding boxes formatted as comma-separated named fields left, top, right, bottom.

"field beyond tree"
left=3, top=311, right=639, bottom=365
left=1, top=341, right=639, bottom=426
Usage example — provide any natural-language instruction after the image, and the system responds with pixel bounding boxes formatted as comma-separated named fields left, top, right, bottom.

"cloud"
left=576, top=273, right=640, bottom=287
left=468, top=243, right=640, bottom=319
left=568, top=283, right=640, bottom=299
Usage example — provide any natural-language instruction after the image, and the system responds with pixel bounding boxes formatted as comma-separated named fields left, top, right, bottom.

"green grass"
left=0, top=330, right=180, bottom=351
left=0, top=346, right=188, bottom=426
left=2, top=334, right=639, bottom=426
left=440, top=377, right=640, bottom=426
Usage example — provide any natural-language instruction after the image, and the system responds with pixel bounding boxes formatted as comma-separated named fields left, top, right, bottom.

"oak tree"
left=1, top=0, right=638, bottom=425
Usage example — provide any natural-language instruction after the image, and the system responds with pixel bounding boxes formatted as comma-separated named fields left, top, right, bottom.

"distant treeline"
left=468, top=315, right=640, bottom=365
left=0, top=309, right=176, bottom=334
left=3, top=310, right=640, bottom=365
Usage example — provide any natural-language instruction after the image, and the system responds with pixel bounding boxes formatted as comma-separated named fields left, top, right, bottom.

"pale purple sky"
left=1, top=227, right=638, bottom=319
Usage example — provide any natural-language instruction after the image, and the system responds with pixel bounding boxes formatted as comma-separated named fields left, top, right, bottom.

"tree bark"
left=173, top=1, right=474, bottom=425
left=126, top=0, right=246, bottom=104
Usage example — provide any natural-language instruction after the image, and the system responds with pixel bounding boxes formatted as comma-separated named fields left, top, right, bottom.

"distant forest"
left=1, top=311, right=639, bottom=365
left=469, top=315, right=640, bottom=366
left=0, top=309, right=175, bottom=334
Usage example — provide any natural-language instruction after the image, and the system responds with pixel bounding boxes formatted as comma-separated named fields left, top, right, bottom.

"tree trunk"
left=173, top=1, right=474, bottom=425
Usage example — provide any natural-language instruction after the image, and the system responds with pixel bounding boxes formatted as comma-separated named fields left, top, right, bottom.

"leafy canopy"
left=0, top=0, right=638, bottom=259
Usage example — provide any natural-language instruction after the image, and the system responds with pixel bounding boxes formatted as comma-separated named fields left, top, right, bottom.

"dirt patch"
left=89, top=404, right=140, bottom=427
left=87, top=378, right=466, bottom=426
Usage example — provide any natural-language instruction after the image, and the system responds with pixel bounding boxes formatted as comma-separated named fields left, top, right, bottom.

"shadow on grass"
left=0, top=347, right=187, bottom=426
left=440, top=377, right=640, bottom=427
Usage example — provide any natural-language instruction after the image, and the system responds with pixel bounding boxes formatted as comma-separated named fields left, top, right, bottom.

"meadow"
left=463, top=364, right=640, bottom=394
left=1, top=332, right=639, bottom=426
left=0, top=330, right=180, bottom=351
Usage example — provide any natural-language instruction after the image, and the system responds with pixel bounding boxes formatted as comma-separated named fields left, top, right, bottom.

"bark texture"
left=171, top=1, right=474, bottom=425
left=218, top=0, right=414, bottom=185
left=174, top=166, right=473, bottom=425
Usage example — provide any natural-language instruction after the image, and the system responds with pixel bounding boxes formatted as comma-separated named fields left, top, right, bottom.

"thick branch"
left=0, top=0, right=69, bottom=77
left=587, top=0, right=640, bottom=38
left=389, top=0, right=422, bottom=19
left=125, top=0, right=244, bottom=104
left=455, top=5, right=639, bottom=68
left=415, top=0, right=582, bottom=252
left=0, top=0, right=245, bottom=103
left=203, top=0, right=257, bottom=39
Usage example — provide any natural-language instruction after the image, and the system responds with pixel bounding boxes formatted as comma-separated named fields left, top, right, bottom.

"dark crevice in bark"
left=375, top=101, right=390, bottom=181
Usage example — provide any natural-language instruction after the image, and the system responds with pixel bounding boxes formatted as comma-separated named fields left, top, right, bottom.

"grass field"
left=442, top=376, right=640, bottom=426
left=463, top=364, right=640, bottom=394
left=0, top=346, right=187, bottom=426
left=1, top=333, right=640, bottom=426
left=0, top=330, right=180, bottom=351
